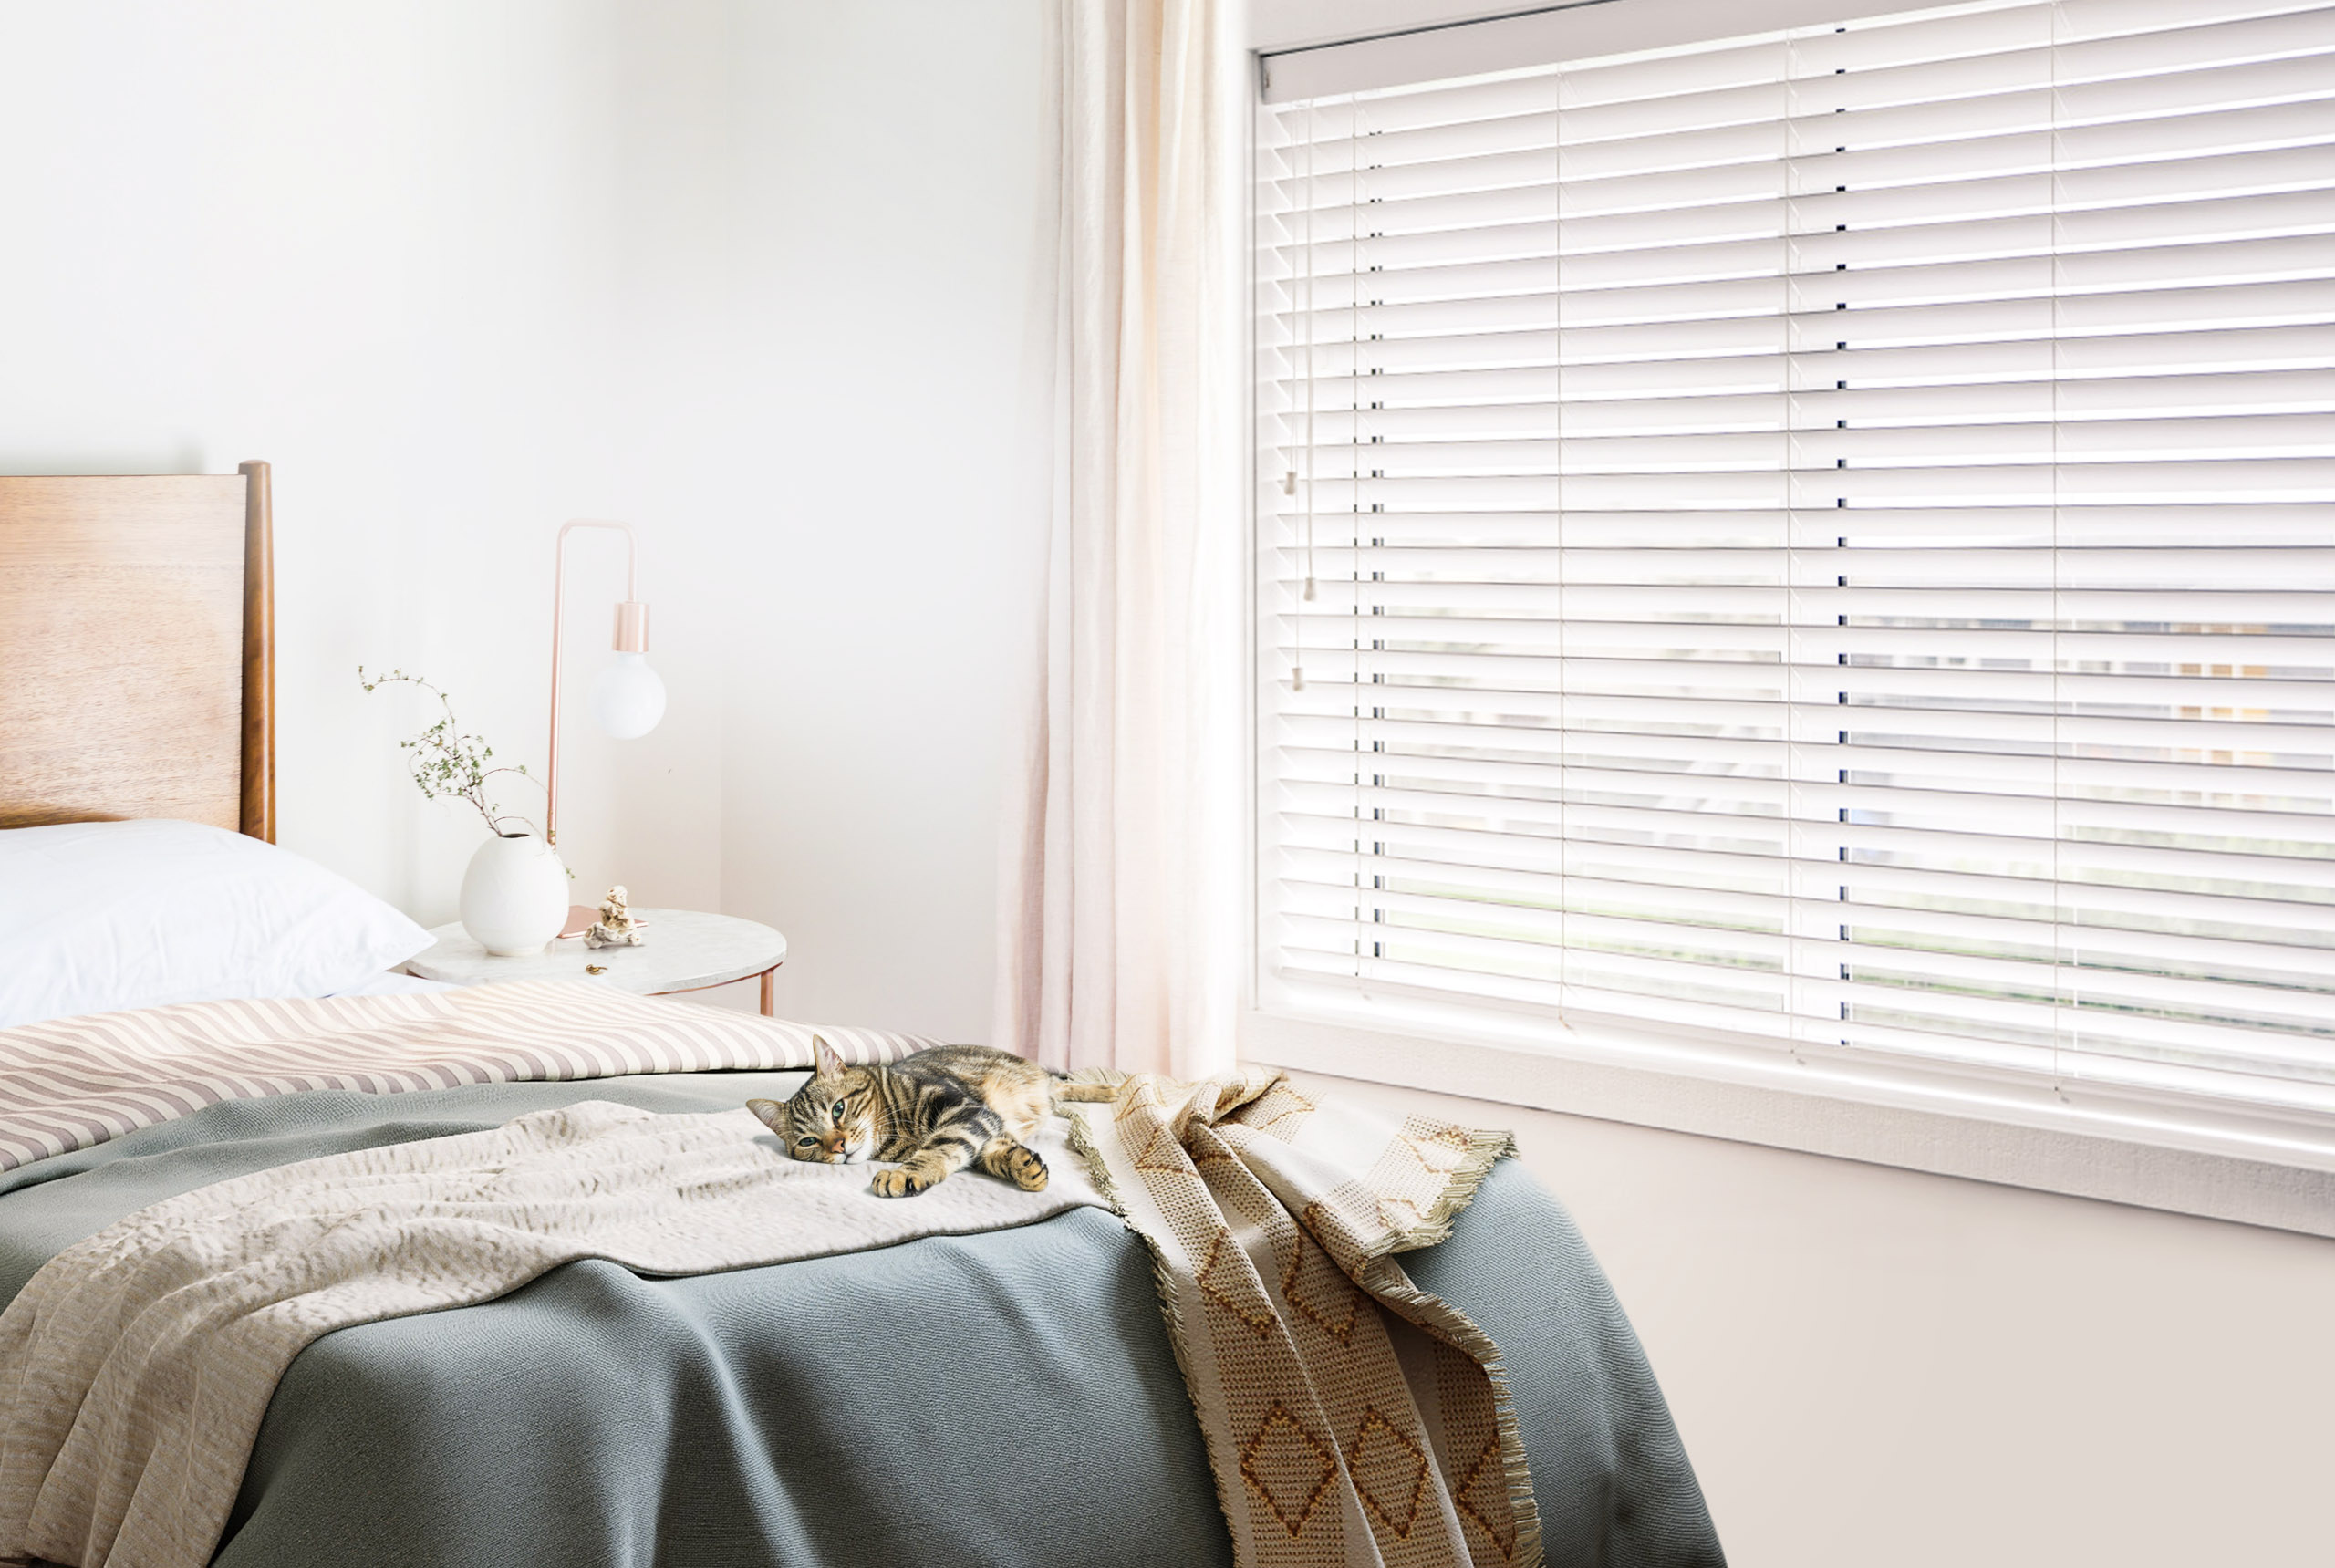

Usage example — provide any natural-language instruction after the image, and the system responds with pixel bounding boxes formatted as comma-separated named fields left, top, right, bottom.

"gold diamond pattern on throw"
left=1240, top=1083, right=1317, bottom=1140
left=1280, top=1231, right=1362, bottom=1345
left=1131, top=1121, right=1188, bottom=1173
left=1346, top=1407, right=1432, bottom=1540
left=1114, top=1078, right=1165, bottom=1122
left=1454, top=1432, right=1520, bottom=1563
left=1239, top=1401, right=1340, bottom=1540
left=1195, top=1226, right=1280, bottom=1338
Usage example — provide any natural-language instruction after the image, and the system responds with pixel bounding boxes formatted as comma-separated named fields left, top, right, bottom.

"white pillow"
left=0, top=820, right=433, bottom=1029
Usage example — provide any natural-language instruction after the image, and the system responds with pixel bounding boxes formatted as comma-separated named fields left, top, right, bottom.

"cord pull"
left=1303, top=576, right=1317, bottom=601
left=1292, top=666, right=1306, bottom=691
left=1282, top=470, right=1298, bottom=496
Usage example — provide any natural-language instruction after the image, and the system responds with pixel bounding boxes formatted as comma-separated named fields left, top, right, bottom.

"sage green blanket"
left=0, top=1075, right=1721, bottom=1568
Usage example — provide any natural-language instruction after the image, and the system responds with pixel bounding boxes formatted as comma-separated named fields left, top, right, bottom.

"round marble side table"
left=402, top=909, right=788, bottom=1014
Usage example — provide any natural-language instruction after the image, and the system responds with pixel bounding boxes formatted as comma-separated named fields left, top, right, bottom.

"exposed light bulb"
left=589, top=651, right=666, bottom=739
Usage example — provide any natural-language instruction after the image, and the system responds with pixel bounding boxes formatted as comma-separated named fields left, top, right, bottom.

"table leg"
left=760, top=967, right=775, bottom=1018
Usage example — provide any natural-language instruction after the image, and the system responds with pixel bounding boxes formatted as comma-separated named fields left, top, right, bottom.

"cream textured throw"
left=1066, top=1070, right=1538, bottom=1568
left=0, top=1099, right=1108, bottom=1568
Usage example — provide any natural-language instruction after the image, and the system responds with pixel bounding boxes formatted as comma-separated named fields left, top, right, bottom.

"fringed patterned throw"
left=1064, top=1069, right=1538, bottom=1568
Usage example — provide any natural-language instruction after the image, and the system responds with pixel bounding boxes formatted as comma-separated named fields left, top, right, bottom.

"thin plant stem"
left=358, top=668, right=545, bottom=838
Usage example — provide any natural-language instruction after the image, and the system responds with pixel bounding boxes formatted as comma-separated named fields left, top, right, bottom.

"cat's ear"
left=812, top=1036, right=847, bottom=1079
left=746, top=1098, right=784, bottom=1131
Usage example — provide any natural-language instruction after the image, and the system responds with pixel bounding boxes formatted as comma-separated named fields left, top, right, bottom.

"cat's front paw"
left=870, top=1167, right=929, bottom=1198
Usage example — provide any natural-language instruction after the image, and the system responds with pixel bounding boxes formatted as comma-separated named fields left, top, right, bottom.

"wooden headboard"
left=0, top=462, right=275, bottom=840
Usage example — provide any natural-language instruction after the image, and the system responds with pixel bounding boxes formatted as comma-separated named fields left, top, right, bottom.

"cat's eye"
left=794, top=1137, right=816, bottom=1148
left=831, top=1102, right=846, bottom=1125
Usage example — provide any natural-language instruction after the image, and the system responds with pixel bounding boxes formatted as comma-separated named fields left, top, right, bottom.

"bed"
left=0, top=469, right=1723, bottom=1568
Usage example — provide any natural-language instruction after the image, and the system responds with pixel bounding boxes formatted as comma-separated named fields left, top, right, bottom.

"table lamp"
left=547, top=519, right=667, bottom=936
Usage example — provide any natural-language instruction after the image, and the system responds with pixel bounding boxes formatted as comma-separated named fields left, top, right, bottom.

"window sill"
left=1239, top=1001, right=2335, bottom=1239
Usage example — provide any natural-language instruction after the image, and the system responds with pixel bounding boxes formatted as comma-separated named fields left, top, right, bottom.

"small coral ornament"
left=584, top=886, right=646, bottom=950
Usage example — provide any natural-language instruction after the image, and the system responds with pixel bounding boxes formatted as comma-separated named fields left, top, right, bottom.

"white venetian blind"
left=1256, top=0, right=2335, bottom=1121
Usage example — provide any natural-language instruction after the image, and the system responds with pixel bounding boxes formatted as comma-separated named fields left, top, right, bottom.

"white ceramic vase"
left=459, top=831, right=569, bottom=956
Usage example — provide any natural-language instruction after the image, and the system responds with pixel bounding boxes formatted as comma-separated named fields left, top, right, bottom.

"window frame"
left=1236, top=0, right=2335, bottom=1237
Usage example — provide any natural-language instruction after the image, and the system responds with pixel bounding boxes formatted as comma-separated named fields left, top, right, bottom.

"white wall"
left=0, top=0, right=1051, bottom=1036
left=0, top=0, right=698, bottom=919
left=8, top=8, right=2332, bottom=1566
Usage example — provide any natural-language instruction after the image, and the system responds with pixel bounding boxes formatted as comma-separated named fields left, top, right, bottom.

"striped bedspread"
left=0, top=981, right=934, bottom=1172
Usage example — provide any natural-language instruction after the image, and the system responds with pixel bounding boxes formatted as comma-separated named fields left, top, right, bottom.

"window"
left=1253, top=0, right=2335, bottom=1162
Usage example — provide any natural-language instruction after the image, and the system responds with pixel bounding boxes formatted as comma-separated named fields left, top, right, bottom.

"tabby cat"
left=748, top=1039, right=1110, bottom=1199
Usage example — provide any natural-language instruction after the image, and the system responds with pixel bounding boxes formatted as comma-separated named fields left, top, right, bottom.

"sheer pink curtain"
left=993, top=0, right=1243, bottom=1079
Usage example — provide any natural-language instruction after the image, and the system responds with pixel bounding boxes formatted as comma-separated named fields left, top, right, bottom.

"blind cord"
left=1293, top=99, right=1319, bottom=691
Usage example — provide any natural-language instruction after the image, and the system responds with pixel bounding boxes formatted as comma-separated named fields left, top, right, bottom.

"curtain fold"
left=994, top=0, right=1243, bottom=1079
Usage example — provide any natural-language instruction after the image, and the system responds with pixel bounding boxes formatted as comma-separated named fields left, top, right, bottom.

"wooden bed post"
left=239, top=461, right=275, bottom=844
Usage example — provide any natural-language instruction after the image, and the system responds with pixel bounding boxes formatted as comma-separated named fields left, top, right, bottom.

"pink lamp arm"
left=545, top=519, right=643, bottom=849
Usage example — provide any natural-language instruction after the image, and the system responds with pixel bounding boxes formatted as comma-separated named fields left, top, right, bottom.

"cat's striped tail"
left=1048, top=1065, right=1125, bottom=1104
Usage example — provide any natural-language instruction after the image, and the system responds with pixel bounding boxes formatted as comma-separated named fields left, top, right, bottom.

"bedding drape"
left=0, top=1095, right=1104, bottom=1568
left=994, top=0, right=1246, bottom=1081
left=0, top=1074, right=1722, bottom=1568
